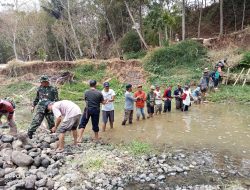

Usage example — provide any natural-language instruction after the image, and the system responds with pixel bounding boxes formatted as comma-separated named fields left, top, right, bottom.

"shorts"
left=79, top=108, right=100, bottom=132
left=155, top=104, right=162, bottom=113
left=58, top=114, right=81, bottom=133
left=147, top=105, right=154, bottom=114
left=102, top=110, right=114, bottom=124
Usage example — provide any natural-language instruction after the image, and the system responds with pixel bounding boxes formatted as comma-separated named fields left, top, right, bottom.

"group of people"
left=0, top=59, right=227, bottom=152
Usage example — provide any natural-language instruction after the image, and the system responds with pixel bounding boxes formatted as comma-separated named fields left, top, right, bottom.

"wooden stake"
left=225, top=68, right=230, bottom=85
left=233, top=68, right=245, bottom=86
left=242, top=68, right=250, bottom=87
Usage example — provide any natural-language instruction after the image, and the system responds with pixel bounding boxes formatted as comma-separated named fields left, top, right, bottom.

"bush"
left=124, top=51, right=147, bottom=60
left=240, top=51, right=250, bottom=67
left=144, top=40, right=208, bottom=84
left=120, top=31, right=142, bottom=53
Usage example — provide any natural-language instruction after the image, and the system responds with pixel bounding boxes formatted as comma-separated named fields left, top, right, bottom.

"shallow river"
left=12, top=102, right=250, bottom=158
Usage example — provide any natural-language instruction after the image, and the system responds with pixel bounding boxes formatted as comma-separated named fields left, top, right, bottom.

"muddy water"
left=13, top=103, right=250, bottom=157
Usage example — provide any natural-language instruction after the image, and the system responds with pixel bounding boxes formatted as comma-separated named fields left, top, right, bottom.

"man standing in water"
left=174, top=84, right=183, bottom=110
left=146, top=85, right=156, bottom=118
left=154, top=85, right=162, bottom=115
left=122, top=84, right=138, bottom=125
left=200, top=68, right=209, bottom=101
left=28, top=75, right=58, bottom=139
left=101, top=82, right=116, bottom=132
left=134, top=85, right=146, bottom=120
left=163, top=85, right=173, bottom=112
left=78, top=80, right=105, bottom=142
left=182, top=85, right=191, bottom=111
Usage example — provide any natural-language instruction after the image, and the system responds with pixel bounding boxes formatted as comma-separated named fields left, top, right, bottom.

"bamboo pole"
left=225, top=68, right=230, bottom=85
left=233, top=68, right=245, bottom=86
left=242, top=68, right=250, bottom=87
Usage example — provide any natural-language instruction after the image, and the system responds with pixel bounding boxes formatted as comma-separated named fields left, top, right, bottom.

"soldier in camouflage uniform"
left=27, top=75, right=59, bottom=139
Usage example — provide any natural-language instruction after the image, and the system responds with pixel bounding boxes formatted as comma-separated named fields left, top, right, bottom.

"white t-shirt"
left=101, top=89, right=116, bottom=111
left=52, top=100, right=82, bottom=121
left=154, top=90, right=162, bottom=105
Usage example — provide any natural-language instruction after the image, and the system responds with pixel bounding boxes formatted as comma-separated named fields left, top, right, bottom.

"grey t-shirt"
left=124, top=91, right=136, bottom=110
left=84, top=89, right=104, bottom=110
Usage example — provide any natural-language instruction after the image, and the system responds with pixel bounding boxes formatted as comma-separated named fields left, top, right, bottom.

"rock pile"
left=0, top=133, right=65, bottom=189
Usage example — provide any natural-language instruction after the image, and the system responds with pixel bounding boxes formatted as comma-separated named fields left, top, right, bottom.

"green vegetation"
left=126, top=140, right=152, bottom=156
left=85, top=158, right=104, bottom=171
left=120, top=31, right=142, bottom=53
left=59, top=63, right=125, bottom=102
left=207, top=85, right=250, bottom=103
left=0, top=81, right=35, bottom=103
left=240, top=51, right=250, bottom=67
left=144, top=40, right=209, bottom=85
left=124, top=51, right=147, bottom=60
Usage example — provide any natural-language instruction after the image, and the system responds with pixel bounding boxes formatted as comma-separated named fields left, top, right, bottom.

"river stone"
left=25, top=175, right=37, bottom=189
left=46, top=178, right=55, bottom=190
left=12, top=140, right=23, bottom=150
left=29, top=151, right=40, bottom=158
left=34, top=156, right=42, bottom=167
left=16, top=167, right=28, bottom=178
left=58, top=186, right=67, bottom=190
left=157, top=175, right=166, bottom=180
left=139, top=174, right=146, bottom=179
left=0, top=178, right=5, bottom=186
left=7, top=179, right=25, bottom=188
left=4, top=171, right=17, bottom=181
left=11, top=151, right=34, bottom=167
left=0, top=168, right=5, bottom=178
left=0, top=157, right=3, bottom=167
left=1, top=135, right=14, bottom=143
left=35, top=178, right=47, bottom=187
left=41, top=158, right=50, bottom=168
left=44, top=137, right=52, bottom=144
left=24, top=144, right=33, bottom=151
left=1, top=148, right=13, bottom=163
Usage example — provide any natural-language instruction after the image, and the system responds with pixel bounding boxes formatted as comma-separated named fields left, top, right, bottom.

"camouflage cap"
left=40, top=75, right=50, bottom=83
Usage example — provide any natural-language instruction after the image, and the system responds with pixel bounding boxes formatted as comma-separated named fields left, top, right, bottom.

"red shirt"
left=134, top=91, right=146, bottom=108
left=0, top=100, right=14, bottom=119
left=163, top=88, right=173, bottom=99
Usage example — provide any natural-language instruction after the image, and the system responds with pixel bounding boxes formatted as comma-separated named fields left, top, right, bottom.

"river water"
left=11, top=102, right=250, bottom=158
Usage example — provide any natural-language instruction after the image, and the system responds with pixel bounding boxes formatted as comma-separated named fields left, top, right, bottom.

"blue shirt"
left=192, top=87, right=201, bottom=97
left=124, top=91, right=136, bottom=110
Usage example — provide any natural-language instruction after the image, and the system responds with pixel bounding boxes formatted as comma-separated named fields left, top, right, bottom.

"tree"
left=241, top=0, right=246, bottom=30
left=219, top=0, right=223, bottom=36
left=124, top=0, right=148, bottom=49
left=182, top=0, right=186, bottom=40
left=197, top=0, right=203, bottom=38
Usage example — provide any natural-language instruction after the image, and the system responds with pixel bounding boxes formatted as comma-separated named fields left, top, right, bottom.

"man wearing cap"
left=146, top=85, right=156, bottom=118
left=134, top=85, right=147, bottom=120
left=78, top=80, right=106, bottom=142
left=101, top=82, right=116, bottom=132
left=27, top=75, right=58, bottom=139
left=174, top=84, right=183, bottom=110
left=46, top=100, right=82, bottom=152
left=122, top=84, right=138, bottom=125
left=0, top=99, right=17, bottom=135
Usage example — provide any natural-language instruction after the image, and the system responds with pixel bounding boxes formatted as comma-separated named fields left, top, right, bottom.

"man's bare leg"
left=58, top=133, right=65, bottom=150
left=102, top=123, right=106, bottom=132
left=110, top=122, right=113, bottom=129
left=77, top=128, right=85, bottom=143
left=72, top=130, right=77, bottom=145
left=94, top=132, right=99, bottom=140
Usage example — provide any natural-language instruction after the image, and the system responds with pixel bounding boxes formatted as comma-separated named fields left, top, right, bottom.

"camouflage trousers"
left=28, top=105, right=55, bottom=133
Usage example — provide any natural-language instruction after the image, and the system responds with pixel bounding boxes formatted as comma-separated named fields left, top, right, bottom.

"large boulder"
left=25, top=175, right=37, bottom=189
left=11, top=151, right=34, bottom=167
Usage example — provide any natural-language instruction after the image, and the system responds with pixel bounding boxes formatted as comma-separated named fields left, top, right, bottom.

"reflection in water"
left=10, top=103, right=250, bottom=158
left=182, top=114, right=192, bottom=132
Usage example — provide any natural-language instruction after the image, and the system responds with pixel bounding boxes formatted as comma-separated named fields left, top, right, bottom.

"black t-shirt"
left=84, top=89, right=104, bottom=109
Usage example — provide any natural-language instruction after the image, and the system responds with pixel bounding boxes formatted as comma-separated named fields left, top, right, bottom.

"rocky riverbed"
left=0, top=132, right=250, bottom=190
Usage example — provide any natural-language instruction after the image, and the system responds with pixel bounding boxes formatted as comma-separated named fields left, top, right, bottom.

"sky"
left=0, top=0, right=40, bottom=11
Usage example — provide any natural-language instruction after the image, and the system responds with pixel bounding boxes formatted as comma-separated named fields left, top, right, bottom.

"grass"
left=85, top=158, right=104, bottom=171
left=124, top=51, right=147, bottom=60
left=207, top=85, right=250, bottom=103
left=126, top=140, right=152, bottom=156
left=0, top=81, right=35, bottom=103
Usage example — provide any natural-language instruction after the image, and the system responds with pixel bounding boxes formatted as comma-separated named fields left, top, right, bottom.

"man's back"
left=84, top=89, right=104, bottom=109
